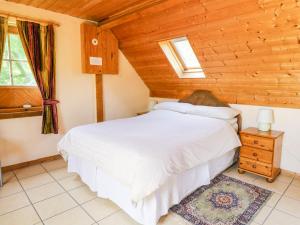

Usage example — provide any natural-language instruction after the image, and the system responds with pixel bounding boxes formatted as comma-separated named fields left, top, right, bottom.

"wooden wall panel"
left=0, top=87, right=42, bottom=109
left=81, top=22, right=102, bottom=74
left=81, top=23, right=119, bottom=74
left=100, top=29, right=119, bottom=74
left=108, top=0, right=300, bottom=108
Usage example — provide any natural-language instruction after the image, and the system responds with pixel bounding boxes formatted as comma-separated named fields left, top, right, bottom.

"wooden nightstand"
left=238, top=127, right=284, bottom=183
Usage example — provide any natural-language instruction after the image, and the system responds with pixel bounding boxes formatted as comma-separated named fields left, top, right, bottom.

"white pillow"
left=187, top=105, right=240, bottom=119
left=153, top=102, right=193, bottom=113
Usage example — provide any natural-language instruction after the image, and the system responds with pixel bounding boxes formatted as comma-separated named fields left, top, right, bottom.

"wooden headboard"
left=179, top=90, right=242, bottom=132
left=179, top=90, right=228, bottom=107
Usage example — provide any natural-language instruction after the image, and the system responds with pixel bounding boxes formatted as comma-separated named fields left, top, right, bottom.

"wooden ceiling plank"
left=75, top=0, right=143, bottom=20
left=98, top=0, right=167, bottom=29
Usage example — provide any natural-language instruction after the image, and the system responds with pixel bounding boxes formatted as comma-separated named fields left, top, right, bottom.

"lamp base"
left=258, top=123, right=271, bottom=132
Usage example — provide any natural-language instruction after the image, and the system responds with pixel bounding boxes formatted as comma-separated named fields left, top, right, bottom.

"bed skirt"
left=67, top=149, right=236, bottom=225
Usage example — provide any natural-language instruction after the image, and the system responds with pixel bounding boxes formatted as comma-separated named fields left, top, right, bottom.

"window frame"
left=1, top=25, right=36, bottom=87
left=159, top=36, right=205, bottom=79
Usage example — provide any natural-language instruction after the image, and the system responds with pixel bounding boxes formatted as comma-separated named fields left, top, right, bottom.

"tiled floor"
left=1, top=159, right=300, bottom=225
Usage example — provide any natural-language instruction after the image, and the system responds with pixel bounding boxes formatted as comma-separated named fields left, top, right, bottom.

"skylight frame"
left=159, top=36, right=205, bottom=79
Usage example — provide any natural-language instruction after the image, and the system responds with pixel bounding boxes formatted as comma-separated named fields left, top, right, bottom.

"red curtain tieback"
left=43, top=99, right=60, bottom=105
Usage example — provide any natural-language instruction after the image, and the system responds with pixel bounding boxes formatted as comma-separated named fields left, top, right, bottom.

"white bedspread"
left=58, top=110, right=241, bottom=202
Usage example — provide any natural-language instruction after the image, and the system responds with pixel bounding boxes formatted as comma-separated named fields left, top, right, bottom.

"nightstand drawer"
left=239, top=157, right=272, bottom=176
left=240, top=134, right=274, bottom=151
left=240, top=146, right=273, bottom=164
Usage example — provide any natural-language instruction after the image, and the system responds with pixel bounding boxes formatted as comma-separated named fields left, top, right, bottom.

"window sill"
left=0, top=107, right=42, bottom=120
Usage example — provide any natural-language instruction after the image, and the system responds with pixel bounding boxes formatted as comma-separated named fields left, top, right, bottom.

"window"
left=0, top=26, right=41, bottom=119
left=159, top=37, right=205, bottom=78
left=0, top=27, right=36, bottom=86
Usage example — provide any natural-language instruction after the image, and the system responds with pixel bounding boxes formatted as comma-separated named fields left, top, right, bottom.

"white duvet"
left=58, top=110, right=241, bottom=202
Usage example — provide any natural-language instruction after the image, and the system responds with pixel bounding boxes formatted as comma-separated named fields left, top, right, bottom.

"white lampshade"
left=257, top=108, right=274, bottom=131
left=257, top=108, right=274, bottom=123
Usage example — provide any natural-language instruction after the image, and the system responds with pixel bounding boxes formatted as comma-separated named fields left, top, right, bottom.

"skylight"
left=159, top=37, right=205, bottom=78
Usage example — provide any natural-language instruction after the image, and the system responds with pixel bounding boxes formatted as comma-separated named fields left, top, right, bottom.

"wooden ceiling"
left=111, top=0, right=300, bottom=108
left=6, top=0, right=161, bottom=21
left=7, top=0, right=300, bottom=108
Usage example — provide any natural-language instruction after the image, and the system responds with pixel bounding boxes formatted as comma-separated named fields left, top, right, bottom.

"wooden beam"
left=98, top=0, right=166, bottom=29
left=95, top=75, right=104, bottom=122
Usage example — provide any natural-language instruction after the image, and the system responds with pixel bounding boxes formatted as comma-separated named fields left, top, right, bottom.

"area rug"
left=171, top=174, right=272, bottom=225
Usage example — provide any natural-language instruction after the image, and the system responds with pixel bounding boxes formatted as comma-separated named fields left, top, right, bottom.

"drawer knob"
left=253, top=140, right=259, bottom=144
left=252, top=164, right=257, bottom=169
left=253, top=153, right=258, bottom=157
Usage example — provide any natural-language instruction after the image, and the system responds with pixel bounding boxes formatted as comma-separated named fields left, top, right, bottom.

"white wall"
left=150, top=97, right=300, bottom=173
left=0, top=1, right=149, bottom=167
left=103, top=51, right=149, bottom=120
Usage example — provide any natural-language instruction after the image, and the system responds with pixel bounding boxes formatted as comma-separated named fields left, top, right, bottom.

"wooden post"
left=95, top=75, right=104, bottom=122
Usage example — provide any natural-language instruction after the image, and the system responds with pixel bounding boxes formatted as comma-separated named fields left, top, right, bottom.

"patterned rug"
left=171, top=174, right=272, bottom=225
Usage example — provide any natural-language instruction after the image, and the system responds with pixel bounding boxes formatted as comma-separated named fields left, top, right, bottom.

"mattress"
left=58, top=110, right=241, bottom=202
left=68, top=149, right=237, bottom=225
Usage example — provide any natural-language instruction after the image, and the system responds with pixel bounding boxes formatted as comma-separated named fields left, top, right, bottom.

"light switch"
left=89, top=57, right=102, bottom=66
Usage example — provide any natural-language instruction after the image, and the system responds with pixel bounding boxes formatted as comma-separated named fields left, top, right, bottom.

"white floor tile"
left=0, top=205, right=40, bottom=225
left=266, top=193, right=281, bottom=207
left=275, top=173, right=294, bottom=184
left=276, top=196, right=300, bottom=218
left=14, top=165, right=46, bottom=179
left=291, top=176, right=300, bottom=188
left=284, top=185, right=300, bottom=201
left=58, top=175, right=84, bottom=191
left=253, top=206, right=272, bottom=224
left=42, top=159, right=66, bottom=171
left=44, top=206, right=94, bottom=225
left=2, top=172, right=17, bottom=183
left=158, top=212, right=190, bottom=225
left=69, top=186, right=96, bottom=204
left=26, top=182, right=65, bottom=203
left=20, top=173, right=54, bottom=190
left=82, top=198, right=119, bottom=221
left=49, top=167, right=74, bottom=180
left=248, top=222, right=260, bottom=225
left=0, top=192, right=30, bottom=215
left=253, top=178, right=289, bottom=194
left=98, top=211, right=139, bottom=225
left=225, top=171, right=258, bottom=184
left=0, top=180, right=23, bottom=198
left=34, top=193, right=77, bottom=220
left=264, top=209, right=300, bottom=225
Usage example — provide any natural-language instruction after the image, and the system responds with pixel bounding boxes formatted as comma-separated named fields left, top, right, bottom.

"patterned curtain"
left=17, top=21, right=59, bottom=134
left=0, top=17, right=8, bottom=72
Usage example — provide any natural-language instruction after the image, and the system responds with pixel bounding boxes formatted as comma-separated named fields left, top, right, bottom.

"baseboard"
left=281, top=168, right=297, bottom=176
left=2, top=155, right=62, bottom=172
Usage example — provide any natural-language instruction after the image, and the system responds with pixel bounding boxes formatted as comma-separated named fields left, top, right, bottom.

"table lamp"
left=257, top=108, right=274, bottom=132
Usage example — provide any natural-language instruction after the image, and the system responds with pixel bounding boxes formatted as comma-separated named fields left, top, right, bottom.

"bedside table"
left=238, top=127, right=284, bottom=183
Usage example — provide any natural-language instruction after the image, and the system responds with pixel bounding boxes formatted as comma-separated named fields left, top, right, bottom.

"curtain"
left=0, top=17, right=8, bottom=72
left=17, top=21, right=59, bottom=134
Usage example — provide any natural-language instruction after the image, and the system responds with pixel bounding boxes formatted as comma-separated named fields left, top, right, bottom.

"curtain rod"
left=0, top=11, right=60, bottom=27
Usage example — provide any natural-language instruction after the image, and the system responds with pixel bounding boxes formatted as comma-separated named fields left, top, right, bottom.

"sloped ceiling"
left=111, top=0, right=300, bottom=108
left=7, top=0, right=300, bottom=108
left=6, top=0, right=156, bottom=21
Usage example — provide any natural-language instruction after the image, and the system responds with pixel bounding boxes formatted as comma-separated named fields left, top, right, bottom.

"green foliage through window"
left=0, top=32, right=36, bottom=86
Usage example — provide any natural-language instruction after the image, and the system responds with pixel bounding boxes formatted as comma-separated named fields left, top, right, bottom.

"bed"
left=58, top=90, right=241, bottom=225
